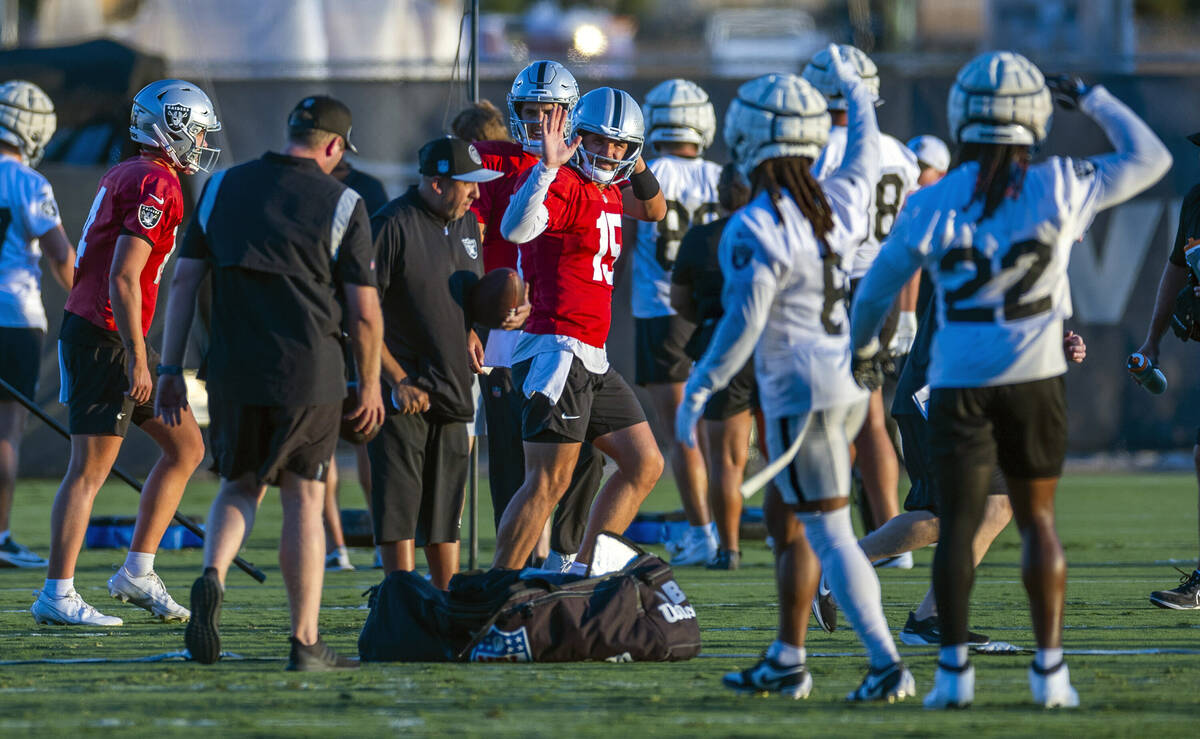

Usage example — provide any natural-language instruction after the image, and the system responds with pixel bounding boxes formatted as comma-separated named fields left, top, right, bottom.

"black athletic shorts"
left=367, top=412, right=467, bottom=546
left=897, top=411, right=1007, bottom=514
left=928, top=376, right=1067, bottom=481
left=58, top=339, right=160, bottom=437
left=513, top=356, right=646, bottom=444
left=0, top=326, right=43, bottom=400
left=634, top=315, right=694, bottom=386
left=208, top=390, right=340, bottom=486
left=704, top=359, right=757, bottom=421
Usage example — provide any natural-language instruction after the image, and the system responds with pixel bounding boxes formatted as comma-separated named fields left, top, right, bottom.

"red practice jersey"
left=470, top=140, right=538, bottom=273
left=517, top=164, right=625, bottom=348
left=65, top=153, right=184, bottom=334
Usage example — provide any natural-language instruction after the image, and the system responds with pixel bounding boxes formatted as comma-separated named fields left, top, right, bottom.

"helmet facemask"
left=573, top=132, right=642, bottom=185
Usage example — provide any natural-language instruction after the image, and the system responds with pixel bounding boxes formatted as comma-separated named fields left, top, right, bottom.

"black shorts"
left=513, top=356, right=646, bottom=444
left=928, top=376, right=1067, bottom=481
left=703, top=359, right=757, bottom=421
left=58, top=339, right=160, bottom=436
left=0, top=327, right=43, bottom=400
left=897, top=411, right=1006, bottom=514
left=634, top=315, right=694, bottom=386
left=367, top=412, right=467, bottom=546
left=208, top=391, right=340, bottom=486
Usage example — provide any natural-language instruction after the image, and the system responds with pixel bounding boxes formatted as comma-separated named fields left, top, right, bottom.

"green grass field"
left=1, top=471, right=1198, bottom=736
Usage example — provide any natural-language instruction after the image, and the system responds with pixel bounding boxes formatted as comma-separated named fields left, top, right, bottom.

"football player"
left=632, top=79, right=722, bottom=566
left=495, top=87, right=666, bottom=572
left=677, top=49, right=914, bottom=702
left=0, top=80, right=75, bottom=568
left=467, top=60, right=604, bottom=572
left=804, top=45, right=920, bottom=560
left=851, top=52, right=1170, bottom=708
left=32, top=80, right=220, bottom=626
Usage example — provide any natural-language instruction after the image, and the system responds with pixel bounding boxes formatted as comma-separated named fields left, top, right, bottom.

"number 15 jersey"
left=517, top=164, right=625, bottom=349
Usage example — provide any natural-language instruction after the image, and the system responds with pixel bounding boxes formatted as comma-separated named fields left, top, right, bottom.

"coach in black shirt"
left=155, top=95, right=385, bottom=670
left=367, top=136, right=499, bottom=589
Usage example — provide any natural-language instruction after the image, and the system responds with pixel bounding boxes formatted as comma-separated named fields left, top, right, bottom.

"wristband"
left=156, top=364, right=183, bottom=376
left=629, top=166, right=660, bottom=201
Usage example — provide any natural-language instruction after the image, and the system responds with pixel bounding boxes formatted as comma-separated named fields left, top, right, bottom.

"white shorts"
left=764, top=399, right=868, bottom=505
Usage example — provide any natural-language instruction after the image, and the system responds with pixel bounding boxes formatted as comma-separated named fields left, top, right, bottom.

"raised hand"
left=1046, top=74, right=1089, bottom=111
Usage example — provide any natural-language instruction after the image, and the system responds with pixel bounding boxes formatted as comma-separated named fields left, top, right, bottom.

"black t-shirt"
left=672, top=217, right=730, bottom=359
left=332, top=160, right=389, bottom=217
left=180, top=152, right=375, bottom=406
left=371, top=186, right=482, bottom=423
left=1169, top=183, right=1200, bottom=269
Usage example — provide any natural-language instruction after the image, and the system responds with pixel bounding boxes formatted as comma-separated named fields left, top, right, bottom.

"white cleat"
left=669, top=528, right=718, bottom=567
left=875, top=551, right=914, bottom=569
left=1030, top=661, right=1080, bottom=709
left=325, top=551, right=355, bottom=571
left=31, top=589, right=123, bottom=626
left=108, top=568, right=190, bottom=622
left=0, top=537, right=48, bottom=568
left=923, top=662, right=975, bottom=709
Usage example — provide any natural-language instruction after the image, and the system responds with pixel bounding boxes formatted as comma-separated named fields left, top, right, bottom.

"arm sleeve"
left=22, top=175, right=61, bottom=238
left=501, top=162, right=558, bottom=244
left=336, top=199, right=375, bottom=288
left=1078, top=85, right=1172, bottom=214
left=849, top=213, right=926, bottom=352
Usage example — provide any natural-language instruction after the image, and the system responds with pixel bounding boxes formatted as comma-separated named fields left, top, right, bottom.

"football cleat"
left=0, top=536, right=48, bottom=567
left=286, top=636, right=360, bottom=672
left=898, top=611, right=990, bottom=647
left=846, top=661, right=915, bottom=703
left=874, top=551, right=914, bottom=569
left=1029, top=660, right=1079, bottom=709
left=811, top=574, right=837, bottom=633
left=722, top=655, right=812, bottom=699
left=923, top=661, right=975, bottom=709
left=31, top=589, right=123, bottom=626
left=1149, top=567, right=1200, bottom=609
left=669, top=527, right=717, bottom=567
left=185, top=569, right=223, bottom=664
left=706, top=549, right=741, bottom=571
left=108, top=568, right=190, bottom=622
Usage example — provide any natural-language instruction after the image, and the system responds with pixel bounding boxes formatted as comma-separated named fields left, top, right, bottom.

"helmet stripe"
left=536, top=61, right=549, bottom=86
left=610, top=89, right=623, bottom=130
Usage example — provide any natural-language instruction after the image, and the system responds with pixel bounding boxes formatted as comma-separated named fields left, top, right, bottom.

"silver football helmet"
left=0, top=80, right=56, bottom=167
left=948, top=51, right=1053, bottom=146
left=802, top=44, right=880, bottom=110
left=724, top=73, right=830, bottom=175
left=129, top=79, right=222, bottom=174
left=642, top=79, right=716, bottom=153
left=507, top=60, right=580, bottom=154
left=569, top=87, right=644, bottom=185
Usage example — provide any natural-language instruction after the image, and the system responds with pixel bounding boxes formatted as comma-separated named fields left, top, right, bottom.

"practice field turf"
left=1, top=472, right=1198, bottom=736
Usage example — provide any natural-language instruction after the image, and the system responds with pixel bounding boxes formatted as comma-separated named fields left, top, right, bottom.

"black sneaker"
left=722, top=655, right=812, bottom=699
left=185, top=568, right=223, bottom=665
left=810, top=575, right=836, bottom=633
left=1149, top=568, right=1200, bottom=610
left=286, top=637, right=360, bottom=671
left=897, top=611, right=989, bottom=647
left=706, top=549, right=741, bottom=570
left=846, top=661, right=915, bottom=702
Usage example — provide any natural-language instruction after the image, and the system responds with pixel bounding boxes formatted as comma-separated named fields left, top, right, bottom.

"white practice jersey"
left=0, top=157, right=61, bottom=330
left=813, top=126, right=919, bottom=279
left=631, top=154, right=721, bottom=318
left=850, top=86, right=1171, bottom=389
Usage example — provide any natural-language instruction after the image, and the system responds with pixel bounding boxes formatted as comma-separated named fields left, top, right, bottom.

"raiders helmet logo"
left=462, top=237, right=479, bottom=259
left=731, top=242, right=754, bottom=270
left=164, top=103, right=191, bottom=132
left=138, top=203, right=163, bottom=229
left=39, top=198, right=58, bottom=220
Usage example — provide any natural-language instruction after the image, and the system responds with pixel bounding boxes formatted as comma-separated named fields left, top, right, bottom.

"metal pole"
left=469, top=0, right=480, bottom=103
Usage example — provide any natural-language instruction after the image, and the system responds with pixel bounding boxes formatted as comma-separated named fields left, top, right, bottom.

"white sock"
left=44, top=577, right=74, bottom=598
left=940, top=644, right=969, bottom=669
left=123, top=551, right=155, bottom=578
left=0, top=529, right=10, bottom=543
left=703, top=521, right=717, bottom=540
left=335, top=546, right=350, bottom=560
left=766, top=639, right=805, bottom=667
left=1035, top=647, right=1063, bottom=670
left=566, top=560, right=588, bottom=577
left=802, top=507, right=900, bottom=670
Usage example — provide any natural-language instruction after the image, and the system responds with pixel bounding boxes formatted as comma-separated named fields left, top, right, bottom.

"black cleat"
left=811, top=575, right=836, bottom=633
left=185, top=568, right=223, bottom=664
left=286, top=637, right=360, bottom=672
left=846, top=661, right=915, bottom=703
left=1149, top=568, right=1200, bottom=610
left=898, top=611, right=989, bottom=647
left=706, top=549, right=741, bottom=571
left=722, top=655, right=812, bottom=699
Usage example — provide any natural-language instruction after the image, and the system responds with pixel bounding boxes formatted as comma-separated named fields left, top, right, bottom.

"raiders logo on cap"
left=462, top=237, right=479, bottom=259
left=468, top=144, right=482, bottom=165
left=164, top=103, right=191, bottom=132
left=138, top=203, right=163, bottom=229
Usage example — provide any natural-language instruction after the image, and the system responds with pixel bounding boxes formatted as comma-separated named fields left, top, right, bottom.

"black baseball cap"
left=288, top=95, right=358, bottom=153
left=418, top=136, right=503, bottom=182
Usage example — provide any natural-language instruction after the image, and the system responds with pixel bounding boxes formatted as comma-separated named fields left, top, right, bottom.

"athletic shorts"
left=928, top=376, right=1067, bottom=480
left=764, top=399, right=868, bottom=505
left=513, top=356, right=646, bottom=444
left=0, top=326, right=43, bottom=400
left=634, top=315, right=694, bottom=386
left=897, top=411, right=1006, bottom=514
left=703, top=359, right=757, bottom=421
left=367, top=412, right=467, bottom=546
left=208, top=391, right=340, bottom=486
left=58, top=339, right=160, bottom=436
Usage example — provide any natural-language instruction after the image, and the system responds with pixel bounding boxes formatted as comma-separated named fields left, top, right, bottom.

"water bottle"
left=1127, top=352, right=1167, bottom=395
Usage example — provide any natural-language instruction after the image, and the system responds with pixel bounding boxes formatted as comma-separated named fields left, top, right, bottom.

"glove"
left=1046, top=74, right=1090, bottom=112
left=887, top=311, right=918, bottom=357
left=1172, top=283, right=1200, bottom=342
left=852, top=338, right=892, bottom=392
left=675, top=383, right=712, bottom=448
left=826, top=43, right=871, bottom=102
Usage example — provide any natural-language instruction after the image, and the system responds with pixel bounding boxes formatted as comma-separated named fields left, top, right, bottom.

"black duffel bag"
left=358, top=547, right=701, bottom=663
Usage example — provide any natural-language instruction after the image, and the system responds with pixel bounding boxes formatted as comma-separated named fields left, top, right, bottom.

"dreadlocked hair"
left=954, top=142, right=1031, bottom=222
left=750, top=156, right=835, bottom=241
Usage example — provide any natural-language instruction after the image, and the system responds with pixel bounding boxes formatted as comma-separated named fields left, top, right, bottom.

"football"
left=470, top=267, right=525, bottom=329
left=340, top=382, right=381, bottom=444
